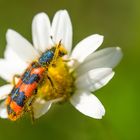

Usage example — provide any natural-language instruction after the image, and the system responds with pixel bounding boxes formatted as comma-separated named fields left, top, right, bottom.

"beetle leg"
left=30, top=105, right=35, bottom=124
left=47, top=73, right=58, bottom=91
left=28, top=95, right=36, bottom=123
left=47, top=75, right=54, bottom=87
left=24, top=95, right=36, bottom=123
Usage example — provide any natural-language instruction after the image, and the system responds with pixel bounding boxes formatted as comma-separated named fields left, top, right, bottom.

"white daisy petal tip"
left=6, top=28, right=13, bottom=35
left=6, top=29, right=15, bottom=41
left=55, top=9, right=69, bottom=16
left=70, top=91, right=105, bottom=119
left=61, top=10, right=71, bottom=19
left=93, top=34, right=104, bottom=42
left=111, top=46, right=123, bottom=67
left=116, top=46, right=123, bottom=58
left=34, top=12, right=47, bottom=17
left=116, top=46, right=121, bottom=50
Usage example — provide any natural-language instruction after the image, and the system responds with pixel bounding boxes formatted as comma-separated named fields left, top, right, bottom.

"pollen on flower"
left=37, top=57, right=75, bottom=102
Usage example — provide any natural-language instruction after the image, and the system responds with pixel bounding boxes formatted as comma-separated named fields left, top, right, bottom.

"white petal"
left=77, top=47, right=123, bottom=75
left=1, top=46, right=27, bottom=82
left=4, top=45, right=27, bottom=68
left=52, top=10, right=73, bottom=52
left=32, top=12, right=51, bottom=52
left=71, top=34, right=103, bottom=63
left=0, top=101, right=8, bottom=119
left=70, top=91, right=105, bottom=119
left=4, top=45, right=27, bottom=65
left=4, top=45, right=15, bottom=60
left=33, top=98, right=52, bottom=119
left=0, top=59, right=26, bottom=82
left=0, top=84, right=13, bottom=100
left=75, top=68, right=114, bottom=92
left=6, top=29, right=39, bottom=63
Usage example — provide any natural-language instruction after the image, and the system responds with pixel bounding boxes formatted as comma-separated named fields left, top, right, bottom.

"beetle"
left=5, top=42, right=67, bottom=121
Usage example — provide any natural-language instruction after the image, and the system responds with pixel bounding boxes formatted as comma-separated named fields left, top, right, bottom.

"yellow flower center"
left=37, top=58, right=75, bottom=102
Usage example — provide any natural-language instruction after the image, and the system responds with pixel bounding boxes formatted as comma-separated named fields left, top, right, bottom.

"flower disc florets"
left=37, top=55, right=75, bottom=102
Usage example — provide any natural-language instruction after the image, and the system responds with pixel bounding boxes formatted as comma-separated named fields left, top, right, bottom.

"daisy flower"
left=0, top=10, right=122, bottom=120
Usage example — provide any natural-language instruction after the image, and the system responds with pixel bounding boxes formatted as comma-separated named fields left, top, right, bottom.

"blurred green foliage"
left=0, top=0, right=139, bottom=140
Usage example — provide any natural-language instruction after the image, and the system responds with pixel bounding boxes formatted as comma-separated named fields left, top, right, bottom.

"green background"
left=0, top=0, right=139, bottom=140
